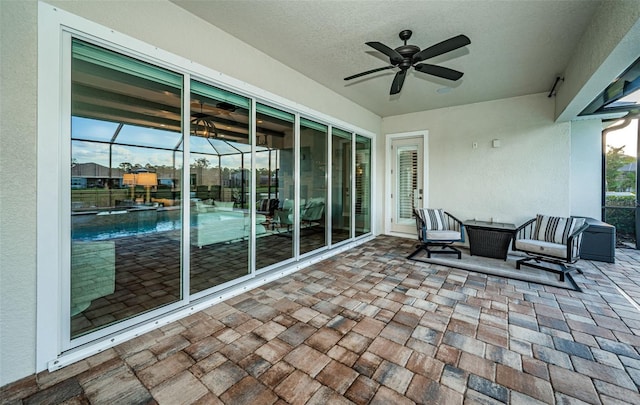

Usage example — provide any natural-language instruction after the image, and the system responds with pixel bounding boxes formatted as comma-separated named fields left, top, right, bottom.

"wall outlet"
left=472, top=142, right=478, bottom=149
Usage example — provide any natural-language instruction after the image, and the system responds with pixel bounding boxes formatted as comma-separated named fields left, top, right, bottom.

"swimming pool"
left=71, top=208, right=183, bottom=240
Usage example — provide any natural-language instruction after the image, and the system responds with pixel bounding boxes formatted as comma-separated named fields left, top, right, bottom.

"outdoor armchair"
left=408, top=208, right=465, bottom=260
left=512, top=214, right=589, bottom=281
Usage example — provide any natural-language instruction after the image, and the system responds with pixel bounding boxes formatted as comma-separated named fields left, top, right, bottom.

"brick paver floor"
left=3, top=235, right=640, bottom=404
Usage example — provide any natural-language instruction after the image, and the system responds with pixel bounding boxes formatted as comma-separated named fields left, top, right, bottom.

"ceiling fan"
left=344, top=30, right=470, bottom=95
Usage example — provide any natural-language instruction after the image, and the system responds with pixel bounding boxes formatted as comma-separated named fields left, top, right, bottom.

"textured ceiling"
left=172, top=0, right=603, bottom=118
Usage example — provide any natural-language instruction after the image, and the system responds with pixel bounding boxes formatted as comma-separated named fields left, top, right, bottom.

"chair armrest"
left=566, top=221, right=590, bottom=261
left=443, top=211, right=465, bottom=242
left=512, top=218, right=536, bottom=250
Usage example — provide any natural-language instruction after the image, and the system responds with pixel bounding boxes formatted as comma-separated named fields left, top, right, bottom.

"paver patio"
left=3, top=235, right=640, bottom=404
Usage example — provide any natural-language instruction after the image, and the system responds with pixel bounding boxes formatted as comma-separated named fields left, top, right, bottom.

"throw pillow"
left=534, top=214, right=584, bottom=244
left=418, top=208, right=447, bottom=230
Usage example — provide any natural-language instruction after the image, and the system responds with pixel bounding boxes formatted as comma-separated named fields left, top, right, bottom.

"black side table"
left=463, top=220, right=516, bottom=260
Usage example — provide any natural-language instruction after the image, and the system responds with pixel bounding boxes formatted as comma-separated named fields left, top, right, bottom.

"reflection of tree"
left=606, top=145, right=636, bottom=192
left=191, top=157, right=210, bottom=168
left=119, top=162, right=133, bottom=172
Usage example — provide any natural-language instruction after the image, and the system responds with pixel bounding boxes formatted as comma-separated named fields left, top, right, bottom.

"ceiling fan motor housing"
left=396, top=45, right=420, bottom=69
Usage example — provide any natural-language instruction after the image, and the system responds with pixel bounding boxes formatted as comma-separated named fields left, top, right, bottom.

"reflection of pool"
left=72, top=208, right=184, bottom=240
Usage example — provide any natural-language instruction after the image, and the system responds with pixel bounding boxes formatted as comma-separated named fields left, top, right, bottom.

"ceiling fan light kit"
left=345, top=29, right=470, bottom=95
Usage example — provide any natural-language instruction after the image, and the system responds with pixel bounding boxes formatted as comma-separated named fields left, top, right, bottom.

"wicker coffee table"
left=463, top=220, right=516, bottom=260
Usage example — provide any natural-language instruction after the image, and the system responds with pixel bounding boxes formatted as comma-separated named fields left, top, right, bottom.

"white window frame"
left=37, top=1, right=376, bottom=373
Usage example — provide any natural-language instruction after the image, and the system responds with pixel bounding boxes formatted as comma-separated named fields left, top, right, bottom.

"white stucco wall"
left=0, top=0, right=381, bottom=386
left=0, top=0, right=39, bottom=387
left=570, top=119, right=603, bottom=218
left=381, top=93, right=577, bottom=230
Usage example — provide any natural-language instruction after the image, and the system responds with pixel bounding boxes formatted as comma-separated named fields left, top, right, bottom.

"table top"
left=463, top=220, right=516, bottom=231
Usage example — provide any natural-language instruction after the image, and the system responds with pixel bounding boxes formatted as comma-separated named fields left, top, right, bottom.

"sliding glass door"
left=189, top=81, right=252, bottom=294
left=65, top=35, right=373, bottom=349
left=70, top=39, right=184, bottom=339
left=300, top=119, right=328, bottom=254
left=255, top=104, right=295, bottom=269
left=331, top=128, right=352, bottom=244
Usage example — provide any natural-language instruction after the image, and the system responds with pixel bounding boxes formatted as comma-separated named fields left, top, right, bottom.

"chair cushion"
left=515, top=238, right=567, bottom=259
left=425, top=230, right=461, bottom=241
left=417, top=208, right=447, bottom=230
left=534, top=215, right=585, bottom=244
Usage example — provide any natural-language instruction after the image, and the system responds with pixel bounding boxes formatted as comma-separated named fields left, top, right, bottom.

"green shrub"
left=605, top=194, right=636, bottom=207
left=605, top=194, right=636, bottom=242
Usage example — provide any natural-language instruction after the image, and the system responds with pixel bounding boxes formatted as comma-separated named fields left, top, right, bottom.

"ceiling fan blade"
left=366, top=41, right=403, bottom=65
left=412, top=34, right=471, bottom=63
left=414, top=63, right=464, bottom=81
left=390, top=70, right=407, bottom=95
left=344, top=65, right=395, bottom=81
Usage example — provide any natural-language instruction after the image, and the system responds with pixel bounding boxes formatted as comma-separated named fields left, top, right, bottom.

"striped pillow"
left=534, top=215, right=584, bottom=244
left=417, top=208, right=447, bottom=231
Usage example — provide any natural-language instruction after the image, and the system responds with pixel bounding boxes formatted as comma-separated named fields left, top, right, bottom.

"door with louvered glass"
left=390, top=137, right=424, bottom=234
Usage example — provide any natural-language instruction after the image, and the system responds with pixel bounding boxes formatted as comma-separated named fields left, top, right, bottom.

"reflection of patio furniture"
left=193, top=210, right=266, bottom=247
left=196, top=185, right=211, bottom=200
left=71, top=241, right=116, bottom=316
left=195, top=200, right=217, bottom=212
left=273, top=199, right=305, bottom=232
left=301, top=197, right=325, bottom=227
left=512, top=214, right=589, bottom=281
left=464, top=220, right=516, bottom=261
left=274, top=209, right=293, bottom=231
left=408, top=208, right=465, bottom=260
left=257, top=198, right=279, bottom=216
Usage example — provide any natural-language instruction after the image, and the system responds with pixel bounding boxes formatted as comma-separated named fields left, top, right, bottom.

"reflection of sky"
left=72, top=116, right=119, bottom=142
left=117, top=125, right=181, bottom=149
left=607, top=119, right=638, bottom=158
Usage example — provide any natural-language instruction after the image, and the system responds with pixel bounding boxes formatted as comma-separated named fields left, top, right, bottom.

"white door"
left=390, top=136, right=424, bottom=234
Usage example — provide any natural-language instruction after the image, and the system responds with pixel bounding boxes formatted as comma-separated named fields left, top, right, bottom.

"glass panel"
left=331, top=128, right=352, bottom=243
left=299, top=119, right=328, bottom=254
left=604, top=119, right=638, bottom=248
left=396, top=146, right=418, bottom=224
left=189, top=81, right=252, bottom=294
left=256, top=104, right=295, bottom=269
left=70, top=39, right=183, bottom=339
left=355, top=135, right=371, bottom=236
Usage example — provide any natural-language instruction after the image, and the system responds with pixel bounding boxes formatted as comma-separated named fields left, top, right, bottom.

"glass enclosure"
left=70, top=39, right=183, bottom=338
left=332, top=128, right=352, bottom=244
left=299, top=119, right=328, bottom=254
left=189, top=81, right=252, bottom=294
left=67, top=36, right=372, bottom=345
left=604, top=118, right=639, bottom=248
